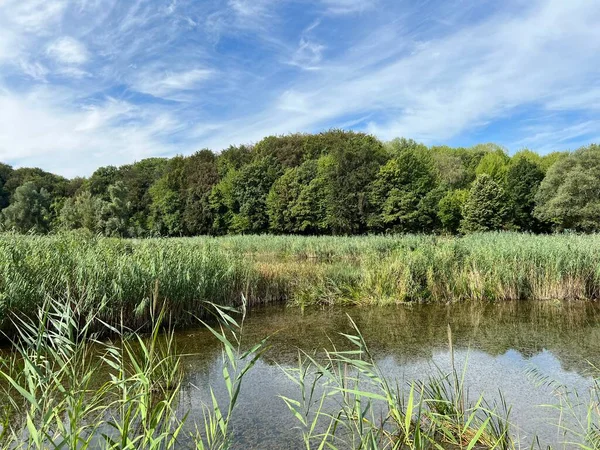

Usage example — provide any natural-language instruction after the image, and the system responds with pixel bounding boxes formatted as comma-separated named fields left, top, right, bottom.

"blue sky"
left=1, top=0, right=600, bottom=177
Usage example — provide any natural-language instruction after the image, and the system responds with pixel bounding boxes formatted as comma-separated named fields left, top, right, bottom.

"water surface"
left=174, top=301, right=600, bottom=448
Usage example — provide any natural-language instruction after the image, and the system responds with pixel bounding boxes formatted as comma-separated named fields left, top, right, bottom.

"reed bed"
left=3, top=298, right=598, bottom=449
left=2, top=232, right=600, bottom=334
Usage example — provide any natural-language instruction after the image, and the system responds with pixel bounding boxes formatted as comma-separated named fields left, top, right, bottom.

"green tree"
left=209, top=169, right=237, bottom=234
left=148, top=157, right=186, bottom=236
left=85, top=166, right=120, bottom=200
left=254, top=134, right=311, bottom=168
left=119, top=158, right=169, bottom=233
left=267, top=160, right=319, bottom=233
left=369, top=144, right=440, bottom=233
left=59, top=191, right=105, bottom=233
left=461, top=174, right=509, bottom=232
left=505, top=158, right=546, bottom=232
left=217, top=145, right=253, bottom=177
left=475, top=148, right=510, bottom=182
left=320, top=133, right=387, bottom=234
left=438, top=189, right=468, bottom=234
left=229, top=156, right=282, bottom=233
left=0, top=163, right=13, bottom=210
left=102, top=182, right=133, bottom=237
left=1, top=182, right=52, bottom=233
left=432, top=151, right=468, bottom=189
left=535, top=144, right=600, bottom=231
left=182, top=150, right=219, bottom=235
left=540, top=151, right=569, bottom=173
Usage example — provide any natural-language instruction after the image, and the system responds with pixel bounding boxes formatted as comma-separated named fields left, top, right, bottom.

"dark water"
left=172, top=301, right=600, bottom=449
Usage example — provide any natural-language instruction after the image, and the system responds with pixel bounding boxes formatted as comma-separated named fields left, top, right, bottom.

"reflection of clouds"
left=171, top=301, right=600, bottom=448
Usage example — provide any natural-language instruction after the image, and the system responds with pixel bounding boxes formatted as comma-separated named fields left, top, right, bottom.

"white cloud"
left=133, top=68, right=215, bottom=98
left=289, top=38, right=325, bottom=70
left=8, top=0, right=68, bottom=33
left=18, top=60, right=49, bottom=81
left=0, top=89, right=181, bottom=177
left=46, top=37, right=89, bottom=65
left=321, top=0, right=377, bottom=14
left=191, top=0, right=600, bottom=151
left=229, top=0, right=272, bottom=21
left=2, top=0, right=600, bottom=176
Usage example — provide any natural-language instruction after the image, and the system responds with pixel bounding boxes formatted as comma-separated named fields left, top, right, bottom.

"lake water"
left=172, top=301, right=600, bottom=449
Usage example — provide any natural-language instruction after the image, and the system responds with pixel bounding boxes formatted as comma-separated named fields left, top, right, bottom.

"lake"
left=170, top=301, right=600, bottom=449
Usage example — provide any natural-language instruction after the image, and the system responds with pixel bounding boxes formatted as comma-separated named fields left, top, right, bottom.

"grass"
left=3, top=231, right=600, bottom=334
left=0, top=297, right=599, bottom=449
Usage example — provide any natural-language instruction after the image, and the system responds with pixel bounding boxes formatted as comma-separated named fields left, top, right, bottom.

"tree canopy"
left=0, top=130, right=585, bottom=236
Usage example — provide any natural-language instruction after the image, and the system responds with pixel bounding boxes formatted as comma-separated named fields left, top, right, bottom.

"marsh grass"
left=0, top=295, right=268, bottom=450
left=3, top=232, right=600, bottom=335
left=0, top=296, right=598, bottom=449
left=280, top=320, right=516, bottom=449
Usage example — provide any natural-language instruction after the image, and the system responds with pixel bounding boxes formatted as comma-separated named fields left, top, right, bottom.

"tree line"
left=0, top=130, right=598, bottom=236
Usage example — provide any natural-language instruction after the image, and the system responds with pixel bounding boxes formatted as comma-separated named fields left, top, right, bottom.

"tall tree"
left=369, top=143, right=440, bottom=233
left=461, top=174, right=509, bottom=232
left=0, top=163, right=13, bottom=210
left=267, top=160, right=319, bottom=234
left=1, top=182, right=52, bottom=233
left=228, top=156, right=282, bottom=233
left=182, top=150, right=219, bottom=235
left=505, top=158, right=546, bottom=232
left=59, top=191, right=105, bottom=233
left=102, top=182, right=133, bottom=237
left=475, top=148, right=510, bottom=182
left=535, top=144, right=600, bottom=231
left=148, top=157, right=186, bottom=236
left=438, top=189, right=468, bottom=234
left=319, top=133, right=387, bottom=234
left=85, top=166, right=120, bottom=200
left=119, top=158, right=169, bottom=233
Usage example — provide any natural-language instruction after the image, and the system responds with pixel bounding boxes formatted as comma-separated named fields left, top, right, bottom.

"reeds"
left=2, top=231, right=600, bottom=335
left=0, top=295, right=268, bottom=449
left=280, top=318, right=515, bottom=449
left=0, top=297, right=599, bottom=449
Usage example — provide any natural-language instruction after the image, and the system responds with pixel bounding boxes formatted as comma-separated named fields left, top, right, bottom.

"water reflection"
left=173, top=301, right=600, bottom=449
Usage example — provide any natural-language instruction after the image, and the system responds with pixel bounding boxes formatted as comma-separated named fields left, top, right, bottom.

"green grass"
left=0, top=297, right=599, bottom=449
left=2, top=231, right=600, bottom=334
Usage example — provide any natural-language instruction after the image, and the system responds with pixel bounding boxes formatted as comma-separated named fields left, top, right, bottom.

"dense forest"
left=0, top=130, right=597, bottom=236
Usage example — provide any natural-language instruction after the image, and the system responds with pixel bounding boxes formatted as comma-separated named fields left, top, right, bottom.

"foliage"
left=0, top=131, right=598, bottom=237
left=59, top=190, right=105, bottom=233
left=369, top=142, right=440, bottom=233
left=0, top=163, right=13, bottom=210
left=461, top=174, right=509, bottom=233
left=505, top=157, right=546, bottom=232
left=85, top=165, right=120, bottom=200
left=535, top=144, right=600, bottom=231
left=1, top=181, right=52, bottom=233
left=475, top=147, right=510, bottom=182
left=267, top=160, right=319, bottom=234
left=149, top=157, right=186, bottom=236
left=438, top=189, right=468, bottom=233
left=183, top=150, right=219, bottom=236
left=102, top=181, right=133, bottom=237
left=319, top=133, right=387, bottom=234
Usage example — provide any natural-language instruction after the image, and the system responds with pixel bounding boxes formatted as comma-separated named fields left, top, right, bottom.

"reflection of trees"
left=174, top=302, right=600, bottom=378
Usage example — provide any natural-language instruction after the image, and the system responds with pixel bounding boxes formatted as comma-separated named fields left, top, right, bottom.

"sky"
left=1, top=0, right=600, bottom=177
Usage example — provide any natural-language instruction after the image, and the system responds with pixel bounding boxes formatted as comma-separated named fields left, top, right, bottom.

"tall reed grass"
left=2, top=231, right=600, bottom=334
left=0, top=297, right=598, bottom=449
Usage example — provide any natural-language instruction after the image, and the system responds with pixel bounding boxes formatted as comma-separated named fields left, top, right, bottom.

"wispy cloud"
left=132, top=68, right=215, bottom=98
left=47, top=37, right=89, bottom=65
left=8, top=0, right=68, bottom=32
left=320, top=0, right=377, bottom=14
left=0, top=0, right=600, bottom=176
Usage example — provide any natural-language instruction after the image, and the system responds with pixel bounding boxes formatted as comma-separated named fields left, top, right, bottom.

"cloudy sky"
left=0, top=0, right=599, bottom=177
